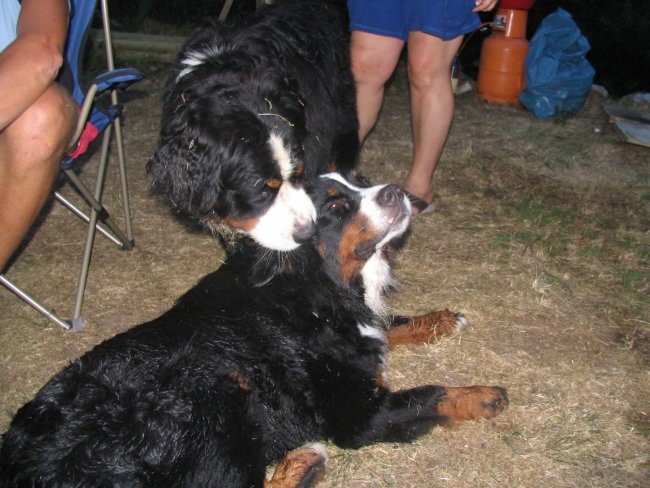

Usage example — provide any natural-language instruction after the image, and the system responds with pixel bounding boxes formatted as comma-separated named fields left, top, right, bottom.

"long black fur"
left=147, top=0, right=359, bottom=223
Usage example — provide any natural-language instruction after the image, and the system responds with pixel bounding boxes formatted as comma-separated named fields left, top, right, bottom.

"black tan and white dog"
left=147, top=0, right=359, bottom=252
left=146, top=0, right=467, bottom=337
left=0, top=175, right=507, bottom=487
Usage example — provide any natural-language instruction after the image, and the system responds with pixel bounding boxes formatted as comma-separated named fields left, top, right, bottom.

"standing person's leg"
left=349, top=31, right=405, bottom=142
left=403, top=31, right=462, bottom=212
left=0, top=83, right=79, bottom=271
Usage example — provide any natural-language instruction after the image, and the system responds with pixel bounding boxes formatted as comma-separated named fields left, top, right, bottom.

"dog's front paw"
left=388, top=309, right=468, bottom=347
left=436, top=386, right=508, bottom=425
left=266, top=443, right=328, bottom=488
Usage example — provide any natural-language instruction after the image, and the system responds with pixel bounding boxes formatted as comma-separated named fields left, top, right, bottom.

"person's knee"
left=28, top=85, right=78, bottom=142
left=351, top=53, right=396, bottom=87
left=407, top=34, right=460, bottom=92
left=0, top=85, right=78, bottom=177
left=407, top=56, right=449, bottom=91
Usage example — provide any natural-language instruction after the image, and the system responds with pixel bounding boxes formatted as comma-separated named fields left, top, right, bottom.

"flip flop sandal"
left=404, top=190, right=436, bottom=216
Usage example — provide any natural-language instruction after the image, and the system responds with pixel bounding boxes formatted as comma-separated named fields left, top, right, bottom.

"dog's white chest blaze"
left=248, top=135, right=316, bottom=251
left=361, top=253, right=393, bottom=317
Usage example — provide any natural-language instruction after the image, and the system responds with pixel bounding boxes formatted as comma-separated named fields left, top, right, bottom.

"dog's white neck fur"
left=361, top=254, right=393, bottom=317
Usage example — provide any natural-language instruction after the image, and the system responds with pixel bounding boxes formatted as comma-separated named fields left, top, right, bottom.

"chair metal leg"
left=101, top=0, right=135, bottom=246
left=112, top=114, right=134, bottom=245
left=54, top=192, right=123, bottom=247
left=219, top=0, right=235, bottom=20
left=5, top=123, right=132, bottom=330
left=0, top=275, right=82, bottom=331
left=71, top=126, right=113, bottom=321
left=62, top=169, right=133, bottom=250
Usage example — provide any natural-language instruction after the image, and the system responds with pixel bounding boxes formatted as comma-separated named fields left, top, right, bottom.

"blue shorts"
left=348, top=0, right=481, bottom=41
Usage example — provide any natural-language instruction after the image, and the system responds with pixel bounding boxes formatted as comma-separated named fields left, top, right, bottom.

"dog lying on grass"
left=0, top=174, right=507, bottom=487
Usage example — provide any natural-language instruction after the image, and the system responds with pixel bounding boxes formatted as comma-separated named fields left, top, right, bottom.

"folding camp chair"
left=0, top=0, right=143, bottom=331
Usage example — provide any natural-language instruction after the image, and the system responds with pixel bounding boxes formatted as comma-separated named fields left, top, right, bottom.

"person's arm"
left=473, top=0, right=500, bottom=13
left=0, top=0, right=70, bottom=130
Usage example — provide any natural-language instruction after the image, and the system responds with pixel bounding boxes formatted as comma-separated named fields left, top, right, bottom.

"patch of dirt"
left=1, top=60, right=648, bottom=487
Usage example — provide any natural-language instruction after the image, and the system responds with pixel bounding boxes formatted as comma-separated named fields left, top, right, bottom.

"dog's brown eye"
left=265, top=178, right=282, bottom=190
left=327, top=198, right=350, bottom=212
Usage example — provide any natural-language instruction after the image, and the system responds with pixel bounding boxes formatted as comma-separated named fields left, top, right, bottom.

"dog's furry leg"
left=341, top=385, right=508, bottom=447
left=388, top=310, right=468, bottom=347
left=265, top=444, right=328, bottom=488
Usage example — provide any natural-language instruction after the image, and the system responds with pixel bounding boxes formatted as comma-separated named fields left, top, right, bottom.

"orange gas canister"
left=477, top=3, right=536, bottom=106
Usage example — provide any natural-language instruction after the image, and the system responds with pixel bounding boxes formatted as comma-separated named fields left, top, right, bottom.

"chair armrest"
left=90, top=67, right=144, bottom=95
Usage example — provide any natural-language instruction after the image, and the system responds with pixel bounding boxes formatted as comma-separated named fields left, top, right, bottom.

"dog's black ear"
left=330, top=130, right=360, bottom=174
left=147, top=107, right=224, bottom=220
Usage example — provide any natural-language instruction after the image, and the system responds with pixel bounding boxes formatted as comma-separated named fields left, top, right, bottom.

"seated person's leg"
left=0, top=83, right=78, bottom=270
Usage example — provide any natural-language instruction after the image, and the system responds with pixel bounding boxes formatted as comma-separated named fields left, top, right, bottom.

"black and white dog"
left=148, top=0, right=359, bottom=251
left=0, top=175, right=507, bottom=487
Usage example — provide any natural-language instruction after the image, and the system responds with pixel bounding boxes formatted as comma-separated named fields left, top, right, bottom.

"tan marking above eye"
left=295, top=162, right=305, bottom=177
left=326, top=188, right=341, bottom=198
left=265, top=178, right=282, bottom=190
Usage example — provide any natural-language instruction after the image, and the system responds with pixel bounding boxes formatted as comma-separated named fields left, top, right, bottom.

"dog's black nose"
left=292, top=220, right=316, bottom=244
left=377, top=184, right=402, bottom=208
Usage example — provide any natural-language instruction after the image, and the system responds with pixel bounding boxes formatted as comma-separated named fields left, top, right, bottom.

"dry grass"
left=1, top=62, right=648, bottom=487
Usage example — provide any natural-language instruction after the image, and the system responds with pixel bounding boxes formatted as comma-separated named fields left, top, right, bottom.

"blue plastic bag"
left=519, top=8, right=595, bottom=119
